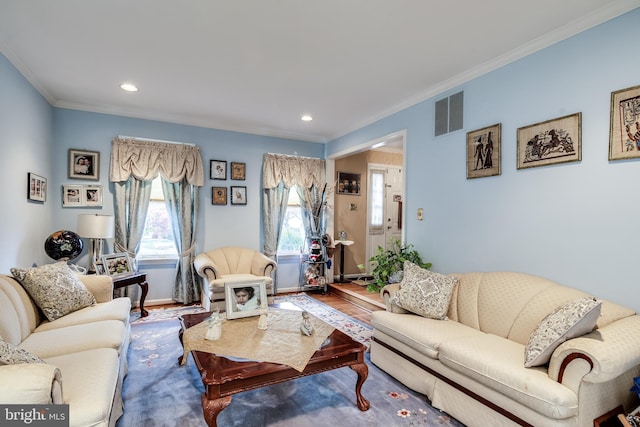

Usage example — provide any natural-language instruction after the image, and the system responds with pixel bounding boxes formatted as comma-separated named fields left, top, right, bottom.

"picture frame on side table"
left=212, top=187, right=227, bottom=205
left=210, top=160, right=227, bottom=180
left=225, top=280, right=268, bottom=320
left=27, top=172, right=47, bottom=202
left=517, top=112, right=581, bottom=169
left=102, top=253, right=133, bottom=278
left=230, top=186, right=247, bottom=205
left=231, top=162, right=246, bottom=180
left=466, top=123, right=501, bottom=179
left=68, top=149, right=100, bottom=180
left=609, top=84, right=640, bottom=161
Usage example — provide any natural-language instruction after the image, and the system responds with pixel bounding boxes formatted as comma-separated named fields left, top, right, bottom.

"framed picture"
left=231, top=162, right=246, bottom=180
left=102, top=252, right=133, bottom=278
left=83, top=185, right=103, bottom=207
left=517, top=112, right=582, bottom=169
left=95, top=261, right=106, bottom=275
left=225, top=280, right=268, bottom=320
left=212, top=187, right=227, bottom=205
left=210, top=160, right=227, bottom=180
left=466, top=123, right=501, bottom=179
left=609, top=84, right=640, bottom=161
left=231, top=186, right=247, bottom=205
left=27, top=172, right=47, bottom=202
left=337, top=171, right=361, bottom=195
left=62, top=185, right=83, bottom=207
left=68, top=149, right=100, bottom=180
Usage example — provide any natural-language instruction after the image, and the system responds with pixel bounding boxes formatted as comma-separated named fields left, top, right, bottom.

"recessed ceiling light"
left=120, top=83, right=138, bottom=92
left=300, top=115, right=313, bottom=122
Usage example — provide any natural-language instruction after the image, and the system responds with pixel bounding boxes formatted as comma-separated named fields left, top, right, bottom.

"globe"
left=44, top=230, right=83, bottom=261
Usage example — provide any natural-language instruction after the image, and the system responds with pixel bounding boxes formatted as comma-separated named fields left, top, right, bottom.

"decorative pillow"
left=388, top=261, right=457, bottom=320
left=11, top=261, right=96, bottom=322
left=0, top=337, right=44, bottom=365
left=524, top=297, right=602, bottom=368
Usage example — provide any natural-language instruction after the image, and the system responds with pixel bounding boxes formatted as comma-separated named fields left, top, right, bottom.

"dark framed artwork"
left=466, top=123, right=501, bottom=179
left=27, top=172, right=47, bottom=202
left=68, top=149, right=100, bottom=180
left=231, top=162, right=246, bottom=180
left=231, top=186, right=247, bottom=205
left=212, top=187, right=227, bottom=205
left=337, top=172, right=361, bottom=195
left=210, top=160, right=227, bottom=180
left=517, top=112, right=581, bottom=169
left=609, top=84, right=640, bottom=161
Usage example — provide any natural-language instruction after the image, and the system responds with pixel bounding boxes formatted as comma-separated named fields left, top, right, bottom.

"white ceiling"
left=1, top=1, right=637, bottom=143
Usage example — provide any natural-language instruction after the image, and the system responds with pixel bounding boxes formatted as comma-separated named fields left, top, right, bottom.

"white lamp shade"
left=77, top=214, right=114, bottom=239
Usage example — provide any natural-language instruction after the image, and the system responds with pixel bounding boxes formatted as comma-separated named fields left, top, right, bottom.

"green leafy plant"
left=367, top=238, right=431, bottom=293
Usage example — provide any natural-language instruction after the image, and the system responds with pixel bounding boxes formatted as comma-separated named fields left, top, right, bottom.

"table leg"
left=201, top=394, right=232, bottom=427
left=350, top=362, right=370, bottom=411
left=137, top=279, right=149, bottom=317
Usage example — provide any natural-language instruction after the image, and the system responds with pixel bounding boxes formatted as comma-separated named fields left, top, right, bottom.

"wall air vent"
left=435, top=90, right=464, bottom=137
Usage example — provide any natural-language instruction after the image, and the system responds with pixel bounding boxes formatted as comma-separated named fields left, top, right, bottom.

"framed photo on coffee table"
left=225, top=280, right=268, bottom=319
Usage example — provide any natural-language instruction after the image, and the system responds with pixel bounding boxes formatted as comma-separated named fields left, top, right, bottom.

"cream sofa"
left=0, top=272, right=131, bottom=427
left=194, top=246, right=276, bottom=311
left=371, top=271, right=640, bottom=427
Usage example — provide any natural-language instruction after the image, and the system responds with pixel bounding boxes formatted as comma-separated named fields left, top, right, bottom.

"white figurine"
left=205, top=311, right=222, bottom=341
left=300, top=311, right=314, bottom=336
left=258, top=313, right=268, bottom=330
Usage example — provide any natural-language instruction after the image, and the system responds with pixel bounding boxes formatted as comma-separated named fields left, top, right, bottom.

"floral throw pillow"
left=524, top=297, right=602, bottom=368
left=11, top=261, right=96, bottom=322
left=0, top=337, right=44, bottom=365
left=389, top=261, right=457, bottom=320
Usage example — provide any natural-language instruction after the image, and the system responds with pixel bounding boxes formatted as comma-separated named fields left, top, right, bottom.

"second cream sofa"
left=372, top=271, right=640, bottom=427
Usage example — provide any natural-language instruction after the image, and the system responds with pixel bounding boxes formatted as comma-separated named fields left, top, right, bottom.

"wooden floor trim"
left=327, top=283, right=386, bottom=312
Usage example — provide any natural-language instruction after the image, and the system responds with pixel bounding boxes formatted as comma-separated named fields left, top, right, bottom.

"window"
left=277, top=189, right=306, bottom=255
left=369, top=170, right=384, bottom=234
left=137, top=177, right=178, bottom=259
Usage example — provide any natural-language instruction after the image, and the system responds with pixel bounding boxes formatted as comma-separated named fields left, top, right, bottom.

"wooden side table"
left=112, top=272, right=149, bottom=317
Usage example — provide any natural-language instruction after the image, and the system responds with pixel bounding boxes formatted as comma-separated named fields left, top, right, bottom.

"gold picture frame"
left=212, top=187, right=227, bottom=205
left=225, top=280, right=268, bottom=320
left=231, top=162, right=246, bottom=180
left=517, top=112, right=581, bottom=169
left=609, top=84, right=640, bottom=161
left=466, top=123, right=501, bottom=179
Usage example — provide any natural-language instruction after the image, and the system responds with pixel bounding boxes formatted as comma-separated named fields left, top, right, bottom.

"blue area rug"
left=117, top=300, right=464, bottom=426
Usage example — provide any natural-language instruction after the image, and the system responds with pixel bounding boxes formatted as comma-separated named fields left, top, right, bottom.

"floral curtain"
left=110, top=137, right=204, bottom=304
left=110, top=137, right=204, bottom=185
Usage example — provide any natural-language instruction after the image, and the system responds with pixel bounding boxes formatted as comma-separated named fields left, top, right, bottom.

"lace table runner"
left=181, top=307, right=335, bottom=372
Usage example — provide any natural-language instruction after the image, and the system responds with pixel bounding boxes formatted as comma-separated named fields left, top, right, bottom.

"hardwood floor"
left=302, top=282, right=384, bottom=326
left=150, top=281, right=384, bottom=326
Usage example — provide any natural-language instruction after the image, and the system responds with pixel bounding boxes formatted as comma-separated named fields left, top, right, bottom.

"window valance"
left=110, top=137, right=204, bottom=186
left=262, top=153, right=325, bottom=189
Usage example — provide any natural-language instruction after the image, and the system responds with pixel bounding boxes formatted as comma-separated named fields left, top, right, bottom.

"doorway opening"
left=328, top=130, right=406, bottom=281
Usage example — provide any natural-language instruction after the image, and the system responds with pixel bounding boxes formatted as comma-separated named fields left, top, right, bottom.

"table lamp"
left=77, top=214, right=114, bottom=274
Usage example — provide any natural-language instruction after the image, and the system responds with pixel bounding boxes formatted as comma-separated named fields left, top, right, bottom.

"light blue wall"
left=50, top=109, right=323, bottom=252
left=0, top=54, right=54, bottom=271
left=327, top=9, right=640, bottom=311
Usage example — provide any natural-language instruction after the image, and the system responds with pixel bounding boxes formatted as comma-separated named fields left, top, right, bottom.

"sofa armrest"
left=0, top=364, right=63, bottom=404
left=380, top=283, right=409, bottom=313
left=79, top=275, right=113, bottom=303
left=250, top=252, right=277, bottom=277
left=549, top=314, right=640, bottom=386
left=194, top=253, right=220, bottom=281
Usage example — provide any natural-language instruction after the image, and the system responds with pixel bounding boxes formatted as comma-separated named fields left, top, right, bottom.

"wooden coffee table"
left=178, top=311, right=369, bottom=427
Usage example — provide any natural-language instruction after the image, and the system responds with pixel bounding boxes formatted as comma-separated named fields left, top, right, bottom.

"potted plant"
left=367, top=238, right=431, bottom=293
